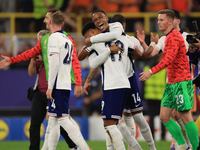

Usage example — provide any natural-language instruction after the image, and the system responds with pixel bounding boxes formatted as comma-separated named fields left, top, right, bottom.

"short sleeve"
left=155, top=36, right=165, bottom=53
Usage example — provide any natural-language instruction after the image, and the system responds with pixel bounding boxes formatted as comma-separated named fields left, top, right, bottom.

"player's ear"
left=177, top=19, right=181, bottom=25
left=106, top=15, right=108, bottom=22
left=61, top=22, right=64, bottom=28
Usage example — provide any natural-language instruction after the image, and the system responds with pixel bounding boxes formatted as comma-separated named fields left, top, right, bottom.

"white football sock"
left=117, top=119, right=142, bottom=150
left=178, top=143, right=188, bottom=150
left=123, top=115, right=136, bottom=138
left=106, top=132, right=115, bottom=150
left=172, top=137, right=179, bottom=150
left=70, top=117, right=80, bottom=129
left=41, top=123, right=50, bottom=150
left=133, top=112, right=156, bottom=150
left=58, top=117, right=89, bottom=150
left=48, top=117, right=60, bottom=150
left=105, top=125, right=126, bottom=150
left=177, top=119, right=191, bottom=148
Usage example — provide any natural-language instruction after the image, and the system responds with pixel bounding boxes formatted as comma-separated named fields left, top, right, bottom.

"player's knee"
left=159, top=114, right=170, bottom=124
left=123, top=111, right=132, bottom=117
left=103, top=119, right=118, bottom=127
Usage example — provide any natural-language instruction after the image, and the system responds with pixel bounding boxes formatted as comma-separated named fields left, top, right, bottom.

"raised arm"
left=137, top=31, right=160, bottom=59
left=0, top=41, right=42, bottom=69
left=85, top=22, right=123, bottom=47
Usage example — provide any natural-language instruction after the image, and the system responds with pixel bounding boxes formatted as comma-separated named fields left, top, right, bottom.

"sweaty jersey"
left=48, top=31, right=72, bottom=90
left=87, top=42, right=130, bottom=91
left=151, top=28, right=192, bottom=84
left=9, top=31, right=82, bottom=86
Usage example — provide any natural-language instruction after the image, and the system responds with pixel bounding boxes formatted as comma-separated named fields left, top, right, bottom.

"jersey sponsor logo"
left=0, top=120, right=9, bottom=140
left=50, top=46, right=57, bottom=48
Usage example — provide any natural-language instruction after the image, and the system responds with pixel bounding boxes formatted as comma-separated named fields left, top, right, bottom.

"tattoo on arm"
left=86, top=68, right=99, bottom=82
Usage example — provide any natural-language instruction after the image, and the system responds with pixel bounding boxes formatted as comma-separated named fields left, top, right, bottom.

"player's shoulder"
left=172, top=29, right=182, bottom=37
left=109, top=21, right=121, bottom=26
left=182, top=31, right=189, bottom=36
left=41, top=33, right=50, bottom=40
left=109, top=22, right=123, bottom=30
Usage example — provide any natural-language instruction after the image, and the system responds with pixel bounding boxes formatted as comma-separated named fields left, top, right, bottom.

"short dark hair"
left=91, top=9, right=106, bottom=17
left=82, top=21, right=96, bottom=36
left=111, top=14, right=126, bottom=25
left=158, top=9, right=175, bottom=20
left=171, top=9, right=181, bottom=19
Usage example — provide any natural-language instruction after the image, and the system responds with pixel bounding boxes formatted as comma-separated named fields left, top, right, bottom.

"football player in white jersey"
left=81, top=21, right=143, bottom=150
left=46, top=10, right=89, bottom=150
left=137, top=9, right=192, bottom=149
left=80, top=10, right=156, bottom=150
left=111, top=14, right=158, bottom=150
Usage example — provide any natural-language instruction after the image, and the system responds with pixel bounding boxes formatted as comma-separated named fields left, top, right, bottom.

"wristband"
left=150, top=42, right=156, bottom=48
left=149, top=69, right=153, bottom=75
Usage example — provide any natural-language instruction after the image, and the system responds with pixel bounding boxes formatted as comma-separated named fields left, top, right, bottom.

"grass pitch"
left=0, top=140, right=171, bottom=150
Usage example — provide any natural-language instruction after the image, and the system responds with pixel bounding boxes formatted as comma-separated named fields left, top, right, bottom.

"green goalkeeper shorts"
left=161, top=80, right=193, bottom=111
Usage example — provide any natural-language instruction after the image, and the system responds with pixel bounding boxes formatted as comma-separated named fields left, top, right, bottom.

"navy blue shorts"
left=101, top=88, right=129, bottom=119
left=124, top=74, right=143, bottom=113
left=48, top=89, right=70, bottom=117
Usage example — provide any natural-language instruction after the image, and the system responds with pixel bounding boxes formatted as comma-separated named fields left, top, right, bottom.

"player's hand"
left=110, top=43, right=123, bottom=54
left=190, top=38, right=200, bottom=48
left=85, top=38, right=92, bottom=47
left=84, top=82, right=91, bottom=95
left=0, top=55, right=11, bottom=69
left=74, top=85, right=83, bottom=98
left=46, top=89, right=53, bottom=100
left=150, top=32, right=159, bottom=44
left=189, top=44, right=196, bottom=52
left=136, top=30, right=145, bottom=44
left=139, top=70, right=152, bottom=81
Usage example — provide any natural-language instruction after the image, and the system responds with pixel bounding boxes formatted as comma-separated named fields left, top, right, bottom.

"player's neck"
left=174, top=26, right=181, bottom=31
left=163, top=26, right=173, bottom=35
left=50, top=25, right=62, bottom=34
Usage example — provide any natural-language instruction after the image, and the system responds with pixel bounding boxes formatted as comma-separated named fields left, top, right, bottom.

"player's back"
left=112, top=34, right=135, bottom=78
left=88, top=42, right=130, bottom=91
left=164, top=29, right=192, bottom=83
left=48, top=31, right=73, bottom=90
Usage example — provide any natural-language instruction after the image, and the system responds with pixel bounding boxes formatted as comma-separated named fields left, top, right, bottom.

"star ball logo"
left=24, top=120, right=45, bottom=139
left=0, top=120, right=9, bottom=140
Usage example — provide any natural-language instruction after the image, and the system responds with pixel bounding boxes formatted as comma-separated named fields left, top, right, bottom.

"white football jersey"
left=126, top=34, right=144, bottom=77
left=110, top=34, right=136, bottom=78
left=90, top=22, right=124, bottom=44
left=156, top=31, right=189, bottom=52
left=48, top=31, right=72, bottom=90
left=88, top=42, right=130, bottom=91
left=108, top=22, right=124, bottom=32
